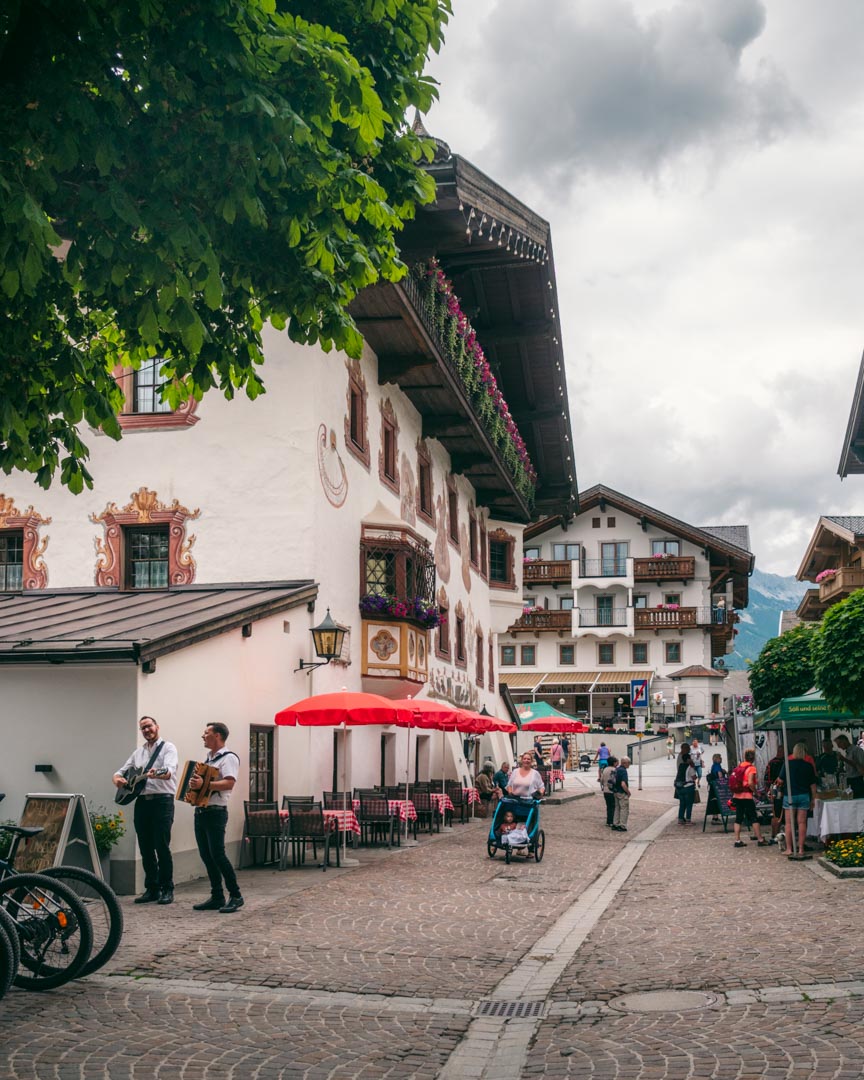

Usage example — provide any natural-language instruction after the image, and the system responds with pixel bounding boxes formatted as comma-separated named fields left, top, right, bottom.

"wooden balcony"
left=819, top=566, right=864, bottom=604
left=634, top=607, right=697, bottom=630
left=633, top=556, right=696, bottom=582
left=523, top=559, right=572, bottom=585
left=796, top=588, right=828, bottom=622
left=509, top=610, right=573, bottom=632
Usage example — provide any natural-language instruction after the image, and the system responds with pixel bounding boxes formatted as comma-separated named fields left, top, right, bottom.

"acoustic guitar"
left=114, top=767, right=171, bottom=806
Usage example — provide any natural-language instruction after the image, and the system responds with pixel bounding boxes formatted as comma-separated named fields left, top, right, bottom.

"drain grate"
left=474, top=1000, right=548, bottom=1019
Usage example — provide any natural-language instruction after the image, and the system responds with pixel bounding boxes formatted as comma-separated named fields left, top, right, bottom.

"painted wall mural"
left=91, top=486, right=200, bottom=587
left=0, top=494, right=51, bottom=589
left=317, top=423, right=348, bottom=508
left=399, top=452, right=416, bottom=527
left=433, top=491, right=451, bottom=583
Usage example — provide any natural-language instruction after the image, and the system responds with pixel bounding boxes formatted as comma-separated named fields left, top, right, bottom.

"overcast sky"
left=424, top=0, right=864, bottom=575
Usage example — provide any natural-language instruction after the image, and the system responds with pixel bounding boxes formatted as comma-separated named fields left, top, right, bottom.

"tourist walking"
left=730, top=748, right=766, bottom=848
left=596, top=741, right=610, bottom=781
left=600, top=755, right=618, bottom=827
left=666, top=734, right=675, bottom=760
left=112, top=715, right=178, bottom=906
left=784, top=742, right=818, bottom=858
left=689, top=737, right=704, bottom=781
left=612, top=757, right=631, bottom=832
left=674, top=749, right=697, bottom=825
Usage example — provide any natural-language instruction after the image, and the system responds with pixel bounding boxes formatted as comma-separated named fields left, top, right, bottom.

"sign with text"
left=17, top=794, right=101, bottom=876
left=635, top=716, right=646, bottom=733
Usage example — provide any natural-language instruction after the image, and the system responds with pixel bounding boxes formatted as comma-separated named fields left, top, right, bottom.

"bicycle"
left=0, top=823, right=122, bottom=981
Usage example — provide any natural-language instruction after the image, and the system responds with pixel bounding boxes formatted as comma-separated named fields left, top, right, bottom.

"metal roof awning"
left=0, top=582, right=318, bottom=665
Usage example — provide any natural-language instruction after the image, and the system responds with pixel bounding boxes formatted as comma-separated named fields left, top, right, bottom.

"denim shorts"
left=782, top=793, right=811, bottom=810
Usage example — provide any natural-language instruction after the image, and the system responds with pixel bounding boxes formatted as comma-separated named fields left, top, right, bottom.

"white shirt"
left=508, top=768, right=544, bottom=798
left=690, top=743, right=703, bottom=767
left=204, top=748, right=240, bottom=807
left=119, top=740, right=178, bottom=795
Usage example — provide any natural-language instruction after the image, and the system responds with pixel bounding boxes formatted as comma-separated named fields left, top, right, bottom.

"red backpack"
left=728, top=763, right=750, bottom=795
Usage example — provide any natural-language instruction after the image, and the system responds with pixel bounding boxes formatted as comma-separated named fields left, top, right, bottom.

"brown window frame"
left=500, top=644, right=516, bottom=666
left=455, top=613, right=466, bottom=667
left=468, top=510, right=479, bottom=568
left=632, top=641, right=649, bottom=664
left=0, top=528, right=24, bottom=592
left=378, top=399, right=400, bottom=494
left=559, top=644, right=575, bottom=665
left=436, top=597, right=450, bottom=659
left=476, top=629, right=484, bottom=687
left=417, top=442, right=434, bottom=524
left=598, top=642, right=615, bottom=665
left=479, top=520, right=488, bottom=578
left=344, top=361, right=370, bottom=468
left=488, top=530, right=516, bottom=589
left=488, top=638, right=495, bottom=691
left=447, top=478, right=459, bottom=547
left=664, top=641, right=682, bottom=664
left=123, top=524, right=171, bottom=591
left=520, top=644, right=536, bottom=666
left=249, top=725, right=275, bottom=803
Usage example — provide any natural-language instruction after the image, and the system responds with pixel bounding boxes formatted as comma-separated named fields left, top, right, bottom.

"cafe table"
left=352, top=798, right=417, bottom=822
left=429, top=792, right=455, bottom=816
left=278, top=809, right=362, bottom=835
left=463, top=787, right=480, bottom=805
left=811, top=798, right=864, bottom=842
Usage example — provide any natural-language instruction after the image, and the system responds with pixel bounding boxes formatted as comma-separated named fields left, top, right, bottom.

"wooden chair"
left=446, top=782, right=467, bottom=824
left=287, top=801, right=338, bottom=870
left=240, top=801, right=288, bottom=869
left=412, top=789, right=440, bottom=836
left=357, top=793, right=397, bottom=847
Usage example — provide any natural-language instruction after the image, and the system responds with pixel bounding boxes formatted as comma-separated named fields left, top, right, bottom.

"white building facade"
left=0, top=139, right=577, bottom=890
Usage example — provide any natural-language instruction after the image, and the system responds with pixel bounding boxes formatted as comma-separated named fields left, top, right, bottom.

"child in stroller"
left=487, top=796, right=545, bottom=863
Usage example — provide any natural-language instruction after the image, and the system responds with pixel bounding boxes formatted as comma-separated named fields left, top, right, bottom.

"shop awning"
left=753, top=689, right=862, bottom=731
left=500, top=671, right=601, bottom=693
left=594, top=670, right=653, bottom=685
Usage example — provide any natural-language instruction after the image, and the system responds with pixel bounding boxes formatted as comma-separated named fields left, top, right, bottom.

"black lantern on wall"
left=295, top=609, right=348, bottom=673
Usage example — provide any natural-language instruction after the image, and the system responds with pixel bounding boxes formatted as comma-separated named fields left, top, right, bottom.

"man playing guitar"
left=113, top=716, right=178, bottom=906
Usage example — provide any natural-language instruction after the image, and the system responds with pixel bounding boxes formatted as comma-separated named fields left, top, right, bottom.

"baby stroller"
left=578, top=753, right=592, bottom=772
left=487, top=796, right=545, bottom=863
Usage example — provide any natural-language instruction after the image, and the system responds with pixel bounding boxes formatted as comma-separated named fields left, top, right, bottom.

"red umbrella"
left=275, top=690, right=410, bottom=727
left=520, top=717, right=589, bottom=733
left=463, top=711, right=517, bottom=734
left=274, top=690, right=411, bottom=862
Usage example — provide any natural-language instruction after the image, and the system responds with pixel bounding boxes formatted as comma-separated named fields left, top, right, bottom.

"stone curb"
left=816, top=856, right=864, bottom=878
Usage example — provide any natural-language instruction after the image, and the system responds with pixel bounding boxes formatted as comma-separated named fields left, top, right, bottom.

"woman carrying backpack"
left=674, top=749, right=698, bottom=824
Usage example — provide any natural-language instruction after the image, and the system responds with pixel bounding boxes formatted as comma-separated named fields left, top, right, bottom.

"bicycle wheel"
left=42, top=867, right=123, bottom=977
left=0, top=873, right=93, bottom=991
left=0, top=905, right=21, bottom=979
left=0, top=919, right=17, bottom=1002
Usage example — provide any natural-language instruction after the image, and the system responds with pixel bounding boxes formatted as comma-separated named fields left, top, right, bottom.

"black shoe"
left=157, top=888, right=174, bottom=905
left=192, top=896, right=225, bottom=911
left=617, top=826, right=628, bottom=832
left=219, top=896, right=244, bottom=914
left=134, top=889, right=159, bottom=904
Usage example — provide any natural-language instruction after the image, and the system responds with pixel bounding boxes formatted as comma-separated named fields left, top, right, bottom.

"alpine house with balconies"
left=497, top=485, right=753, bottom=726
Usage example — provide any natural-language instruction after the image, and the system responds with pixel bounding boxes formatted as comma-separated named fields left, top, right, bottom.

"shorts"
left=734, top=798, right=757, bottom=827
left=782, top=793, right=811, bottom=811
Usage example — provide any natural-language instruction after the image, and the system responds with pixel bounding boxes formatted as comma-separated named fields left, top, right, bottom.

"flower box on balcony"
left=359, top=594, right=444, bottom=631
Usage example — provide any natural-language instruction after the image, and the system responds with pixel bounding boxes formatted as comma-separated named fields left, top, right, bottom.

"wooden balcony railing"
left=509, top=610, right=573, bottom=632
left=797, top=588, right=827, bottom=621
left=634, top=607, right=697, bottom=629
left=819, top=566, right=864, bottom=603
left=523, top=560, right=572, bottom=584
left=633, top=556, right=696, bottom=581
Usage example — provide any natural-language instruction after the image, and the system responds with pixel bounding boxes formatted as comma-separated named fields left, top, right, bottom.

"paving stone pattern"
left=2, top=784, right=863, bottom=1079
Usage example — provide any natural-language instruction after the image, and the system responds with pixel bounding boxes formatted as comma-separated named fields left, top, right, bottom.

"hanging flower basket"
left=413, top=260, right=538, bottom=504
left=359, top=594, right=444, bottom=630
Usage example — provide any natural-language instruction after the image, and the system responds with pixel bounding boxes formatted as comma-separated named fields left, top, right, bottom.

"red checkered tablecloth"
left=323, top=809, right=361, bottom=835
left=429, top=792, right=455, bottom=814
left=463, top=787, right=480, bottom=805
left=550, top=770, right=565, bottom=783
left=351, top=798, right=417, bottom=821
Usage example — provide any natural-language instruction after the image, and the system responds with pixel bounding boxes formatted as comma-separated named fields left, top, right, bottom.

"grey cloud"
left=471, top=0, right=805, bottom=182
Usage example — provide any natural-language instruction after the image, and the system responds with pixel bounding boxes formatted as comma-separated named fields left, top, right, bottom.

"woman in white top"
left=507, top=752, right=546, bottom=799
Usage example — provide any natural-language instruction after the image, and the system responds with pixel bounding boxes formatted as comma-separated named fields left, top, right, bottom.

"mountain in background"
left=722, top=568, right=809, bottom=671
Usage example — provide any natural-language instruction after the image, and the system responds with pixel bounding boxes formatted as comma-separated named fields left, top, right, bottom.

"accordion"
left=176, top=761, right=221, bottom=807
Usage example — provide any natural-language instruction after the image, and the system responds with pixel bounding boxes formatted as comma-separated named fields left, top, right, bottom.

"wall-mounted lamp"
left=295, top=608, right=348, bottom=673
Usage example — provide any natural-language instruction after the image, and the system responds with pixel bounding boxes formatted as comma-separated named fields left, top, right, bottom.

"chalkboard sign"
left=703, top=777, right=732, bottom=833
left=17, top=794, right=100, bottom=875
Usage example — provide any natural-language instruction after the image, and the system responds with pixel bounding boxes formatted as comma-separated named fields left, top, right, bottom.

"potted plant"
left=89, top=806, right=126, bottom=880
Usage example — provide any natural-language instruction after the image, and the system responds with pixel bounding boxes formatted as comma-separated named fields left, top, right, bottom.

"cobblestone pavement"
left=2, top=767, right=863, bottom=1079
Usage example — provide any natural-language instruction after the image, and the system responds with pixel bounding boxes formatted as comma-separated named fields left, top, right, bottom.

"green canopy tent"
left=514, top=701, right=590, bottom=754
left=753, top=690, right=863, bottom=857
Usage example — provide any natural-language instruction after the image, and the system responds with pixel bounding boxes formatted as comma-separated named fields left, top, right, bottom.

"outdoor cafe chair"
left=357, top=793, right=397, bottom=848
left=240, top=801, right=288, bottom=869
left=287, top=801, right=339, bottom=870
left=281, top=795, right=314, bottom=809
left=412, top=789, right=440, bottom=836
left=323, top=791, right=353, bottom=810
left=445, top=782, right=467, bottom=824
left=385, top=785, right=407, bottom=800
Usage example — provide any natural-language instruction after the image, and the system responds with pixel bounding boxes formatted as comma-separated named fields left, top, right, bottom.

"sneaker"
left=133, top=889, right=159, bottom=905
left=157, top=888, right=174, bottom=905
left=734, top=841, right=746, bottom=848
left=193, top=896, right=225, bottom=911
left=219, top=896, right=244, bottom=914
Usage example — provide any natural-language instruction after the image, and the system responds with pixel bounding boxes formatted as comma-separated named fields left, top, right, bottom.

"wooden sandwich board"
left=17, top=794, right=101, bottom=876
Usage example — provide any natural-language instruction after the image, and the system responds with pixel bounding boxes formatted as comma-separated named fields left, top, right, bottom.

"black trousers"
left=194, top=807, right=240, bottom=898
left=133, top=796, right=174, bottom=891
left=603, top=792, right=615, bottom=825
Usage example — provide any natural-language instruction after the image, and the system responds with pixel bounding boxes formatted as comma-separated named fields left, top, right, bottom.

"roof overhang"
left=0, top=583, right=318, bottom=666
left=839, top=349, right=864, bottom=477
left=351, top=139, right=578, bottom=523
left=796, top=516, right=864, bottom=580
